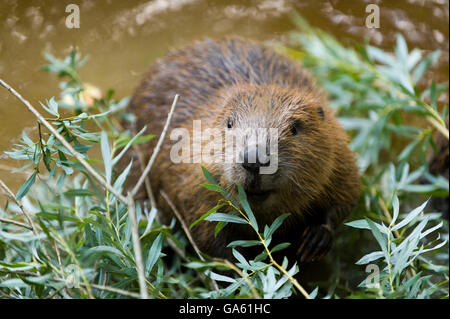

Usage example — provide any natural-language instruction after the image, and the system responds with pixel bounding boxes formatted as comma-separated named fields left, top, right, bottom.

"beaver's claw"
left=297, top=224, right=333, bottom=262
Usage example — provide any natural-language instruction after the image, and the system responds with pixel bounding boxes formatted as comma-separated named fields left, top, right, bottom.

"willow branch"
left=0, top=217, right=33, bottom=230
left=0, top=79, right=127, bottom=204
left=127, top=192, right=149, bottom=299
left=131, top=94, right=179, bottom=197
left=0, top=178, right=37, bottom=233
left=160, top=190, right=204, bottom=262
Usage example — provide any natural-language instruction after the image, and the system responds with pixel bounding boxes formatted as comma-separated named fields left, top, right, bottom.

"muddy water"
left=0, top=0, right=448, bottom=193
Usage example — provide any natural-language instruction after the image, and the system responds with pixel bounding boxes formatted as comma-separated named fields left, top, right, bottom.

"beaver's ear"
left=317, top=107, right=325, bottom=120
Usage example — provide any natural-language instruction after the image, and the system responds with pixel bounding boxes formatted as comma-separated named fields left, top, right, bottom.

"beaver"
left=122, top=37, right=361, bottom=263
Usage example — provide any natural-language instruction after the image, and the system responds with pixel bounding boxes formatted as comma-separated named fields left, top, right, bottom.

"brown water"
left=1, top=0, right=449, bottom=193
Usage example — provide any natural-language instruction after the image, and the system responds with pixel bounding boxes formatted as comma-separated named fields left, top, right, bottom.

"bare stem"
left=0, top=178, right=37, bottom=233
left=160, top=190, right=204, bottom=262
left=127, top=192, right=149, bottom=299
left=0, top=217, right=33, bottom=230
left=131, top=94, right=179, bottom=197
left=160, top=190, right=219, bottom=291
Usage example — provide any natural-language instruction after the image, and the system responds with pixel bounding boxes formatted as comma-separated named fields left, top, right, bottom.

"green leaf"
left=64, top=188, right=96, bottom=197
left=113, top=160, right=133, bottom=192
left=391, top=194, right=400, bottom=226
left=201, top=165, right=218, bottom=185
left=366, top=46, right=397, bottom=67
left=16, top=171, right=37, bottom=200
left=345, top=219, right=371, bottom=230
left=190, top=202, right=226, bottom=229
left=200, top=183, right=224, bottom=192
left=201, top=166, right=240, bottom=206
left=21, top=130, right=34, bottom=146
left=271, top=242, right=291, bottom=253
left=237, top=185, right=258, bottom=232
left=23, top=274, right=53, bottom=286
left=395, top=34, right=409, bottom=69
left=232, top=249, right=249, bottom=267
left=39, top=97, right=59, bottom=117
left=0, top=278, right=28, bottom=289
left=214, top=221, right=228, bottom=237
left=391, top=199, right=428, bottom=231
left=355, top=251, right=384, bottom=265
left=430, top=81, right=437, bottom=110
left=0, top=261, right=41, bottom=272
left=309, top=287, right=319, bottom=299
left=48, top=97, right=59, bottom=117
left=265, top=213, right=290, bottom=240
left=112, top=126, right=147, bottom=166
left=208, top=271, right=236, bottom=283
left=412, top=50, right=441, bottom=84
left=100, top=131, right=112, bottom=184
left=365, top=218, right=388, bottom=258
left=227, top=240, right=261, bottom=248
left=398, top=139, right=419, bottom=162
left=86, top=246, right=126, bottom=259
left=145, top=233, right=164, bottom=276
left=205, top=213, right=247, bottom=225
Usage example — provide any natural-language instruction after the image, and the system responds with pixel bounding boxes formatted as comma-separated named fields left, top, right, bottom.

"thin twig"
left=88, top=282, right=141, bottom=299
left=220, top=259, right=261, bottom=299
left=165, top=236, right=187, bottom=261
left=52, top=276, right=141, bottom=299
left=377, top=197, right=400, bottom=238
left=134, top=144, right=157, bottom=208
left=131, top=94, right=179, bottom=197
left=133, top=144, right=188, bottom=260
left=160, top=190, right=204, bottom=261
left=54, top=242, right=62, bottom=267
left=0, top=217, right=32, bottom=230
left=126, top=192, right=149, bottom=299
left=127, top=95, right=190, bottom=263
left=0, top=268, right=141, bottom=298
left=427, top=116, right=449, bottom=140
left=377, top=196, right=416, bottom=280
left=160, top=190, right=219, bottom=291
left=0, top=178, right=37, bottom=233
left=0, top=79, right=127, bottom=204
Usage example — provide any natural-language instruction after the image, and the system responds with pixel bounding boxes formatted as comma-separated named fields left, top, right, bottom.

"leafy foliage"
left=277, top=14, right=448, bottom=298
left=0, top=16, right=448, bottom=299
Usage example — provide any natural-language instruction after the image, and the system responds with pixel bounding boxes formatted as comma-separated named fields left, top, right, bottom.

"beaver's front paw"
left=297, top=224, right=333, bottom=262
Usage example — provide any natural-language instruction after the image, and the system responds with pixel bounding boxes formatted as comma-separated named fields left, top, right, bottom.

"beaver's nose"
left=242, top=146, right=270, bottom=173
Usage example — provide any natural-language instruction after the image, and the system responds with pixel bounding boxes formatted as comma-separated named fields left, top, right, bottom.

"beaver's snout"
left=239, top=144, right=276, bottom=202
left=241, top=145, right=271, bottom=173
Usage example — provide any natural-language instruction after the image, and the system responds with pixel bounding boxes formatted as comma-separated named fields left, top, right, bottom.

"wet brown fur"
left=121, top=37, right=361, bottom=262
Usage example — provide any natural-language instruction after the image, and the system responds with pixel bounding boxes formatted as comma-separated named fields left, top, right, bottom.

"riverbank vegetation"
left=0, top=16, right=447, bottom=299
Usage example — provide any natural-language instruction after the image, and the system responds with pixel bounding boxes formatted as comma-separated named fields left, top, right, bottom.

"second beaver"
left=122, top=37, right=361, bottom=263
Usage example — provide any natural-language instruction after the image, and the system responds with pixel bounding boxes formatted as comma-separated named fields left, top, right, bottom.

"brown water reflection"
left=0, top=0, right=448, bottom=192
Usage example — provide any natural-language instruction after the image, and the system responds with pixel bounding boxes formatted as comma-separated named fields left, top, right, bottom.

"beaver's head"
left=204, top=84, right=340, bottom=214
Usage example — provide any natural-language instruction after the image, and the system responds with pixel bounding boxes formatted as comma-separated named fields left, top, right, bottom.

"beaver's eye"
left=227, top=119, right=233, bottom=129
left=290, top=120, right=302, bottom=136
left=317, top=107, right=325, bottom=120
